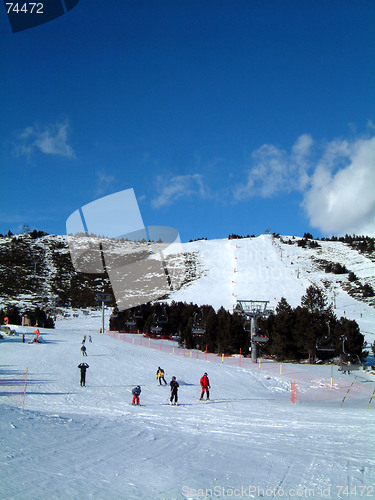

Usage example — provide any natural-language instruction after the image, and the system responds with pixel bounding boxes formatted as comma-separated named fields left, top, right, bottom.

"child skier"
left=132, top=385, right=141, bottom=405
left=169, top=376, right=179, bottom=405
left=200, top=372, right=210, bottom=400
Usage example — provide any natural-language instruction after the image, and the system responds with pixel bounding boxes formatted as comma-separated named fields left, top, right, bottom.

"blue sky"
left=1, top=0, right=374, bottom=242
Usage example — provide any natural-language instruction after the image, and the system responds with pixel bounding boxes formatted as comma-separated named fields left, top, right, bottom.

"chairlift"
left=192, top=311, right=206, bottom=336
left=338, top=354, right=361, bottom=374
left=157, top=307, right=168, bottom=324
left=316, top=335, right=335, bottom=353
left=125, top=311, right=136, bottom=329
left=316, top=323, right=335, bottom=353
left=150, top=313, right=164, bottom=336
left=134, top=307, right=143, bottom=319
left=252, top=334, right=269, bottom=344
left=244, top=321, right=251, bottom=332
left=337, top=336, right=361, bottom=373
left=192, top=326, right=206, bottom=336
left=150, top=325, right=163, bottom=335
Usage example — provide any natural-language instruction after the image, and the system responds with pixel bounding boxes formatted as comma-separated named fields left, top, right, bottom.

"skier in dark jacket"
left=81, top=344, right=87, bottom=356
left=78, top=362, right=89, bottom=387
left=200, top=372, right=210, bottom=400
left=169, top=376, right=179, bottom=405
left=132, top=385, right=141, bottom=405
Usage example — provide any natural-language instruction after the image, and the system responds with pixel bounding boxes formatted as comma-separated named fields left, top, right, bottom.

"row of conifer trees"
left=110, top=285, right=367, bottom=363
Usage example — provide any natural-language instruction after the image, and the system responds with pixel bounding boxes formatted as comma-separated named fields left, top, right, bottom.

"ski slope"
left=170, top=235, right=375, bottom=346
left=1, top=311, right=374, bottom=500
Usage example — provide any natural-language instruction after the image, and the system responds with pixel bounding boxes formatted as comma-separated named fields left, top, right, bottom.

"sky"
left=1, top=0, right=375, bottom=242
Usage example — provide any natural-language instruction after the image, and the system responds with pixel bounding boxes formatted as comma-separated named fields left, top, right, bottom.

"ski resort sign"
left=66, top=189, right=185, bottom=311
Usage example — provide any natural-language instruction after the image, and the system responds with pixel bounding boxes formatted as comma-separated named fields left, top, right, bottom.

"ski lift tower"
left=96, top=294, right=112, bottom=334
left=235, top=300, right=270, bottom=363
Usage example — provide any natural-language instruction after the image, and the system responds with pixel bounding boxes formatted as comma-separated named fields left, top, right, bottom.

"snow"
left=1, top=310, right=374, bottom=500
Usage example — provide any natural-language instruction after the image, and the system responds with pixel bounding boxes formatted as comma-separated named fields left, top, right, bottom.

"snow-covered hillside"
left=1, top=311, right=374, bottom=500
left=169, top=235, right=375, bottom=345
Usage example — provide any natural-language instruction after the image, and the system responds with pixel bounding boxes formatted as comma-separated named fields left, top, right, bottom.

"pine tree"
left=301, top=285, right=327, bottom=314
left=270, top=298, right=297, bottom=360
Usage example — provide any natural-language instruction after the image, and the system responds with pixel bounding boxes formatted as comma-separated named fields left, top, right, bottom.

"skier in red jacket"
left=200, top=372, right=210, bottom=400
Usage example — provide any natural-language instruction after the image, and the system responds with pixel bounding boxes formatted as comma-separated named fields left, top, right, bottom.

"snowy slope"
left=169, top=235, right=375, bottom=345
left=1, top=311, right=374, bottom=500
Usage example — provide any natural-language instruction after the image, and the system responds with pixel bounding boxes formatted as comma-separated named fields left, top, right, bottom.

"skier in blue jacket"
left=132, top=385, right=141, bottom=405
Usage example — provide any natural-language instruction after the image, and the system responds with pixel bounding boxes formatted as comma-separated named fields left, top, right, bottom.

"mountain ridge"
left=0, top=233, right=374, bottom=329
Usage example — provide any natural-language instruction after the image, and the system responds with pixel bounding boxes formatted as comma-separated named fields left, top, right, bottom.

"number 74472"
left=6, top=3, right=43, bottom=14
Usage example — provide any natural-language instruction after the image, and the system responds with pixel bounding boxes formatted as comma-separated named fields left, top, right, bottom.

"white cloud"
left=303, top=136, right=375, bottom=236
left=233, top=132, right=375, bottom=236
left=14, top=120, right=75, bottom=159
left=152, top=174, right=207, bottom=209
left=233, top=134, right=313, bottom=201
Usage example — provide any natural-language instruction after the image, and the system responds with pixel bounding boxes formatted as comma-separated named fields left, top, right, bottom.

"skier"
left=78, top=362, right=89, bottom=386
left=22, top=333, right=25, bottom=343
left=132, top=385, right=141, bottom=405
left=81, top=344, right=87, bottom=356
left=88, top=335, right=92, bottom=343
left=169, top=376, right=179, bottom=405
left=200, top=372, right=210, bottom=400
left=156, top=367, right=167, bottom=386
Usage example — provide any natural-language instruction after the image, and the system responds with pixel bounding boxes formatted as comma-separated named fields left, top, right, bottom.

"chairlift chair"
left=243, top=321, right=251, bottom=332
left=150, top=313, right=164, bottom=336
left=150, top=325, right=163, bottom=335
left=157, top=307, right=168, bottom=324
left=192, top=326, right=206, bottom=336
left=316, top=336, right=335, bottom=353
left=134, top=307, right=143, bottom=319
left=192, top=311, right=206, bottom=336
left=338, top=354, right=361, bottom=374
left=126, top=311, right=136, bottom=329
left=251, top=334, right=269, bottom=344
